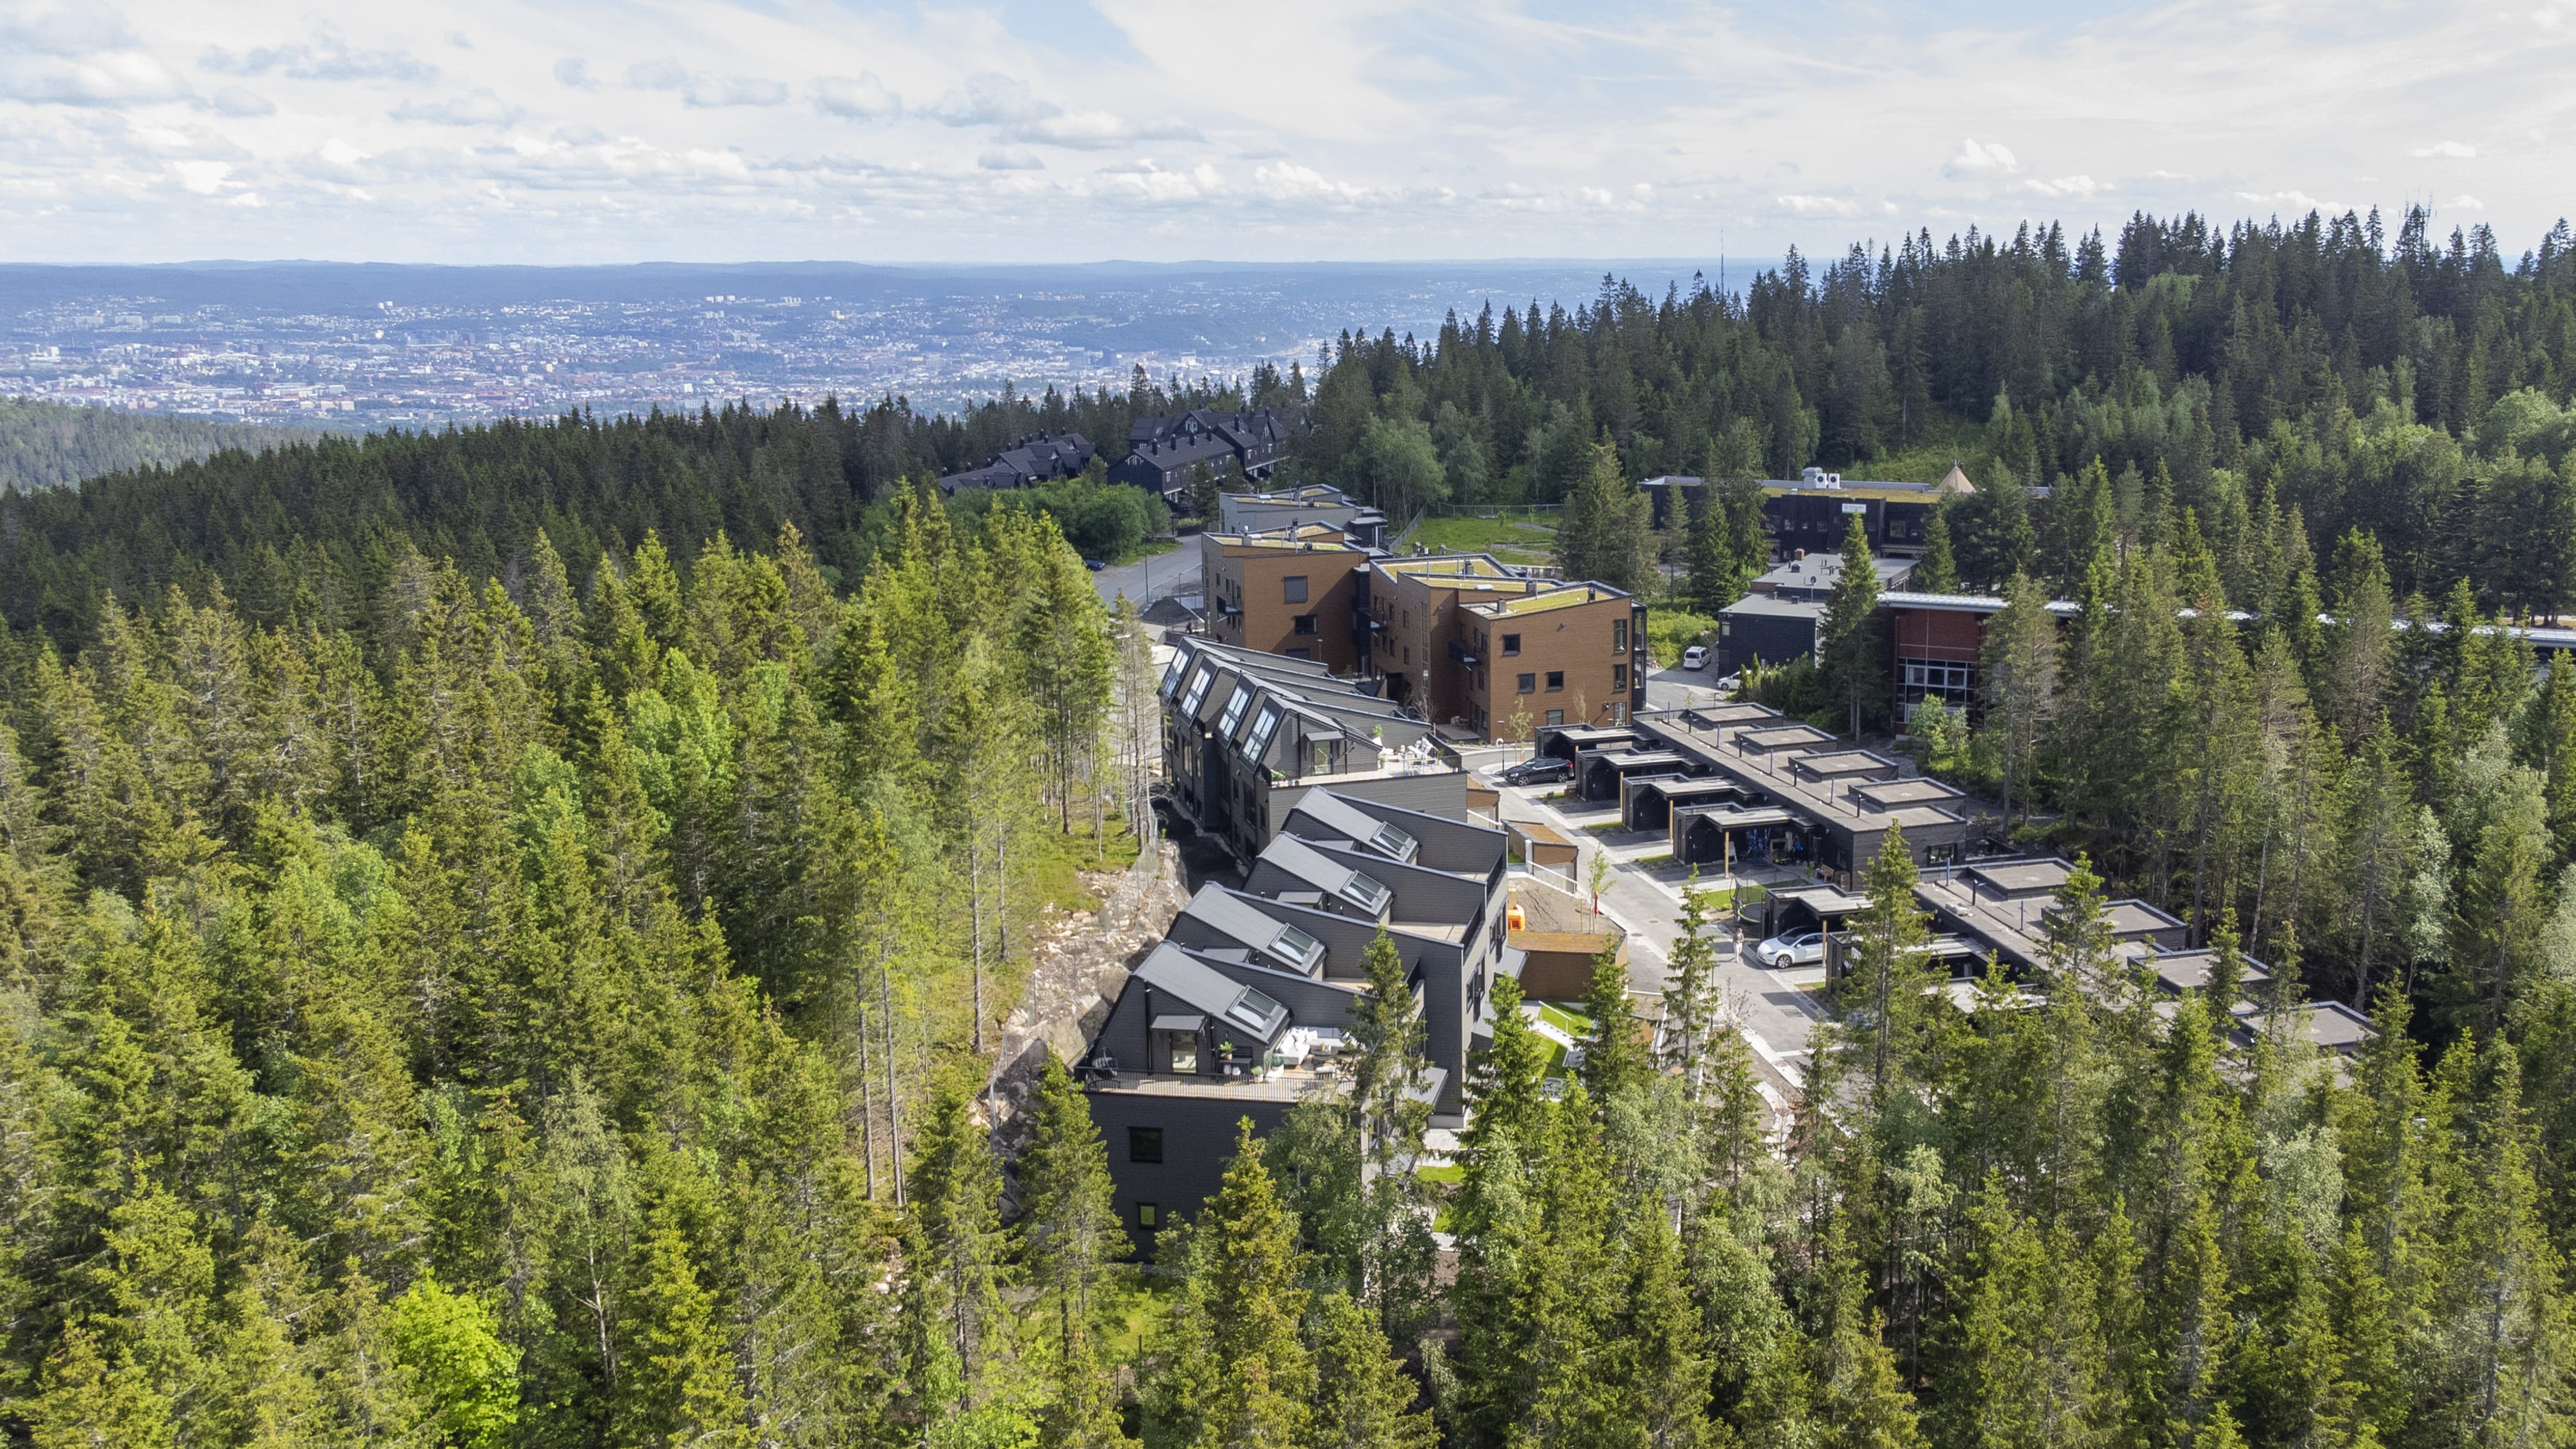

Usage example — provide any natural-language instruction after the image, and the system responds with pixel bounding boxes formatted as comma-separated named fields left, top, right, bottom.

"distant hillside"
left=0, top=398, right=308, bottom=491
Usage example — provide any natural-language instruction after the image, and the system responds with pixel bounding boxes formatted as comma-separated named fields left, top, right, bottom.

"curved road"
left=1095, top=541, right=1200, bottom=609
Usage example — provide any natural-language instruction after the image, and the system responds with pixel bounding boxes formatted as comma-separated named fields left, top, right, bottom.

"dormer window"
left=1339, top=872, right=1392, bottom=915
left=1179, top=667, right=1213, bottom=713
left=1224, top=985, right=1286, bottom=1037
left=1219, top=686, right=1253, bottom=736
left=1243, top=706, right=1282, bottom=758
left=1368, top=822, right=1419, bottom=863
left=1267, top=924, right=1325, bottom=973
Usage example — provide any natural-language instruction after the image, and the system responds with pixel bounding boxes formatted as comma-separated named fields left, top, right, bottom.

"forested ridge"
left=0, top=399, right=308, bottom=495
left=0, top=207, right=2573, bottom=1446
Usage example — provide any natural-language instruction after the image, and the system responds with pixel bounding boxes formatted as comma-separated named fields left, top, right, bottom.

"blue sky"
left=0, top=0, right=2568, bottom=265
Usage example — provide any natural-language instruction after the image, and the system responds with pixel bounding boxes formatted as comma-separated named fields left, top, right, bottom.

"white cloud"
left=168, top=158, right=230, bottom=193
left=2447, top=193, right=2485, bottom=209
left=1014, top=110, right=1198, bottom=149
left=201, top=35, right=436, bottom=84
left=1943, top=138, right=2020, bottom=177
left=1094, top=161, right=1221, bottom=203
left=0, top=48, right=188, bottom=106
left=927, top=73, right=1058, bottom=127
left=2234, top=189, right=2351, bottom=214
left=1256, top=162, right=1373, bottom=203
left=811, top=73, right=899, bottom=120
left=5, top=0, right=2575, bottom=265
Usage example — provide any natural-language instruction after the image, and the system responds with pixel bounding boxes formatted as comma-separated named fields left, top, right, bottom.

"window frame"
left=1546, top=670, right=1565, bottom=691
left=1128, top=1126, right=1164, bottom=1164
left=1502, top=633, right=1522, bottom=656
left=1282, top=574, right=1309, bottom=604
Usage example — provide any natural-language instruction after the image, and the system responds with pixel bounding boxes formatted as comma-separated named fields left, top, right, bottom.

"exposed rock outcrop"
left=983, top=835, right=1188, bottom=1152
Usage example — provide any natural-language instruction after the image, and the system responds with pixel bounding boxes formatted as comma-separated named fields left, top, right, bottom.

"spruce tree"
left=1019, top=1056, right=1133, bottom=1449
left=1146, top=1121, right=1312, bottom=1449
left=1820, top=512, right=1885, bottom=739
left=1916, top=502, right=1959, bottom=595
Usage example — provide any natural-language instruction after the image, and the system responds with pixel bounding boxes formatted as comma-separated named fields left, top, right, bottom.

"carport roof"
left=1677, top=803, right=1798, bottom=828
left=1595, top=749, right=1688, bottom=769
left=1771, top=884, right=1871, bottom=915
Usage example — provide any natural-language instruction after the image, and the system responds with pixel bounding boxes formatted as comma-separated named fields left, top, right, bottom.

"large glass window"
left=1242, top=706, right=1282, bottom=759
left=1129, top=1127, right=1163, bottom=1163
left=1339, top=872, right=1392, bottom=915
left=1179, top=667, right=1213, bottom=714
left=1283, top=574, right=1309, bottom=603
left=1899, top=659, right=1975, bottom=716
left=1219, top=684, right=1253, bottom=736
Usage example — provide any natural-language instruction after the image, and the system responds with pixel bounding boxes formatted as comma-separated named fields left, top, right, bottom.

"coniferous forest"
left=0, top=207, right=2574, bottom=1446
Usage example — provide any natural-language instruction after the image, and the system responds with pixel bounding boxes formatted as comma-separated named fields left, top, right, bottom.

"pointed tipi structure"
left=1939, top=463, right=1976, bottom=494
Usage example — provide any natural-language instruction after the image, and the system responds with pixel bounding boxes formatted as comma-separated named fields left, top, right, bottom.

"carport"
left=1535, top=725, right=1637, bottom=767
left=1622, top=776, right=1741, bottom=832
left=1576, top=748, right=1689, bottom=803
left=1673, top=803, right=1799, bottom=867
left=1759, top=883, right=1870, bottom=937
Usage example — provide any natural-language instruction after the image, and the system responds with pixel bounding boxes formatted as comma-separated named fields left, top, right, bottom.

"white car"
left=1680, top=644, right=1710, bottom=671
left=1754, top=930, right=1826, bottom=968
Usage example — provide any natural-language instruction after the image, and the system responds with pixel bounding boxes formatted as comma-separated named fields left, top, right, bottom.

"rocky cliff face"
left=983, top=836, right=1189, bottom=1152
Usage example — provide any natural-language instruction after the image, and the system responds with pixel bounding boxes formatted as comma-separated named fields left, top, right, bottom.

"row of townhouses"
left=1080, top=636, right=1514, bottom=1247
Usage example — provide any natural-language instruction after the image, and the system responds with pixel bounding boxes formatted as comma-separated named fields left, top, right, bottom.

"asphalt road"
left=1095, top=542, right=1200, bottom=609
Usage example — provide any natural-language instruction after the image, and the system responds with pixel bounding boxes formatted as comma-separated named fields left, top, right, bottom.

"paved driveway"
left=1482, top=764, right=1824, bottom=1094
left=1095, top=542, right=1200, bottom=608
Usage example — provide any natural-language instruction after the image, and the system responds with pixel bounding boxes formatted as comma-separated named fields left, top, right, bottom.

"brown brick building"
left=1200, top=526, right=1368, bottom=673
left=1364, top=555, right=1645, bottom=739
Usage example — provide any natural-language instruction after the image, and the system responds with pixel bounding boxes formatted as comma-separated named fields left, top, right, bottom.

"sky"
left=1, top=0, right=2571, bottom=267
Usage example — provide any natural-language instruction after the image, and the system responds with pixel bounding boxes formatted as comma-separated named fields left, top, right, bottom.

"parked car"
left=1680, top=644, right=1709, bottom=671
left=1500, top=757, right=1573, bottom=787
left=1083, top=558, right=1107, bottom=571
left=1754, top=929, right=1827, bottom=968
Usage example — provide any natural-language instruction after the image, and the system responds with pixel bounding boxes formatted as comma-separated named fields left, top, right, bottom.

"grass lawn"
left=1417, top=1164, right=1466, bottom=1185
left=1412, top=511, right=1559, bottom=566
left=1102, top=1273, right=1171, bottom=1369
left=1532, top=1002, right=1593, bottom=1037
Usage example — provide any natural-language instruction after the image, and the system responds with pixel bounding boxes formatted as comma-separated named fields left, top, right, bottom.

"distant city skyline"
left=1, top=258, right=1731, bottom=428
left=0, top=1, right=2566, bottom=266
